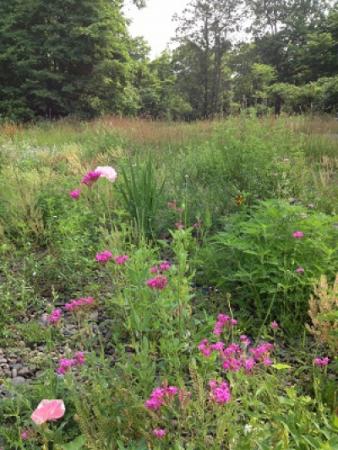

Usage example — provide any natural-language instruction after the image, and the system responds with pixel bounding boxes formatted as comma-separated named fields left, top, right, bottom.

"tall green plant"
left=118, top=158, right=165, bottom=239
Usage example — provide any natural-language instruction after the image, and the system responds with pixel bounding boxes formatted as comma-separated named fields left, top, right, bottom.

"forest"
left=1, top=0, right=338, bottom=121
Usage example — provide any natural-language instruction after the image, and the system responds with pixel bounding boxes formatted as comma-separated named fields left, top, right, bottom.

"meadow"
left=0, top=115, right=337, bottom=449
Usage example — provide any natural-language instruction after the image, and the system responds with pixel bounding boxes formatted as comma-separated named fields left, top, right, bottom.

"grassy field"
left=0, top=115, right=337, bottom=449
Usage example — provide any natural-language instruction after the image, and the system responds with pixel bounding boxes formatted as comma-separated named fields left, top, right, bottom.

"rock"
left=11, top=368, right=18, bottom=378
left=11, top=376, right=26, bottom=386
left=18, top=367, right=30, bottom=377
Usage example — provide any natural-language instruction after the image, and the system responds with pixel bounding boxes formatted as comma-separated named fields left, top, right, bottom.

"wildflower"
left=244, top=424, right=253, bottom=435
left=240, top=335, right=251, bottom=346
left=209, top=379, right=231, bottom=405
left=250, top=342, right=274, bottom=362
left=21, top=430, right=31, bottom=441
left=147, top=275, right=168, bottom=290
left=314, top=357, right=330, bottom=367
left=69, top=189, right=81, bottom=200
left=175, top=221, right=184, bottom=230
left=213, top=314, right=237, bottom=336
left=47, top=308, right=62, bottom=325
left=81, top=170, right=101, bottom=187
left=64, top=297, right=95, bottom=312
left=96, top=250, right=113, bottom=264
left=150, top=265, right=159, bottom=274
left=198, top=339, right=212, bottom=357
left=223, top=343, right=241, bottom=357
left=31, top=399, right=65, bottom=425
left=270, top=321, right=279, bottom=330
left=114, top=255, right=129, bottom=265
left=95, top=166, right=117, bottom=182
left=243, top=357, right=256, bottom=372
left=211, top=341, right=225, bottom=352
left=74, top=352, right=85, bottom=366
left=166, top=386, right=179, bottom=396
left=152, top=428, right=167, bottom=439
left=292, top=231, right=304, bottom=239
left=144, top=387, right=166, bottom=410
left=159, top=261, right=171, bottom=271
left=222, top=357, right=242, bottom=372
left=263, top=357, right=273, bottom=366
left=56, top=358, right=75, bottom=375
left=295, top=266, right=305, bottom=274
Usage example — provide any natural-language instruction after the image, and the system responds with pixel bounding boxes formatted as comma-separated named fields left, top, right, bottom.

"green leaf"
left=61, top=435, right=86, bottom=450
left=272, top=363, right=292, bottom=370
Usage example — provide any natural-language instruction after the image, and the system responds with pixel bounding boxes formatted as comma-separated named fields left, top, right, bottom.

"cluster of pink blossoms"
left=199, top=315, right=274, bottom=373
left=292, top=230, right=304, bottom=239
left=47, top=308, right=63, bottom=325
left=146, top=275, right=168, bottom=290
left=152, top=428, right=167, bottom=439
left=56, top=352, right=85, bottom=375
left=64, top=296, right=95, bottom=312
left=213, top=314, right=238, bottom=335
left=150, top=261, right=171, bottom=274
left=145, top=385, right=179, bottom=410
left=96, top=250, right=113, bottom=263
left=314, top=357, right=330, bottom=367
left=209, top=379, right=231, bottom=405
left=114, top=255, right=129, bottom=265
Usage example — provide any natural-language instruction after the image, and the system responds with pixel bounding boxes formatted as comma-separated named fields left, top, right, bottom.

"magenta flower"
left=95, top=166, right=117, bottom=182
left=152, top=428, right=167, bottom=439
left=150, top=265, right=159, bottom=274
left=263, top=357, right=273, bottom=366
left=250, top=342, right=274, bottom=362
left=47, top=308, right=62, bottom=325
left=146, top=275, right=168, bottom=290
left=198, top=339, right=212, bottom=357
left=209, top=379, right=231, bottom=405
left=69, top=189, right=81, bottom=200
left=64, top=297, right=95, bottom=312
left=31, top=399, right=65, bottom=425
left=21, top=430, right=31, bottom=441
left=292, top=231, right=304, bottom=239
left=270, top=321, right=279, bottom=330
left=96, top=250, right=113, bottom=264
left=243, top=357, right=256, bottom=372
left=56, top=358, right=75, bottom=375
left=74, top=351, right=85, bottom=366
left=213, top=314, right=237, bottom=336
left=114, top=255, right=129, bottom=265
left=81, top=170, right=101, bottom=186
left=159, top=261, right=171, bottom=271
left=240, top=335, right=251, bottom=346
left=314, top=357, right=330, bottom=367
left=295, top=266, right=305, bottom=274
left=222, top=357, right=242, bottom=372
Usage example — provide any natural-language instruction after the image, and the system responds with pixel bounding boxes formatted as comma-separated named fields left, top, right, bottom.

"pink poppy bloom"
left=47, top=308, right=62, bottom=325
left=95, top=166, right=117, bottom=182
left=295, top=266, right=305, bottom=274
left=31, top=399, right=65, bottom=425
left=314, top=357, right=330, bottom=367
left=114, top=255, right=129, bottom=265
left=270, top=321, right=279, bottom=330
left=69, top=189, right=81, bottom=200
left=292, top=231, right=304, bottom=239
left=96, top=250, right=113, bottom=263
left=152, top=428, right=167, bottom=439
left=146, top=275, right=168, bottom=290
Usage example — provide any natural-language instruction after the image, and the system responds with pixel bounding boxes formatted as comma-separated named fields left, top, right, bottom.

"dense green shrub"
left=198, top=200, right=338, bottom=329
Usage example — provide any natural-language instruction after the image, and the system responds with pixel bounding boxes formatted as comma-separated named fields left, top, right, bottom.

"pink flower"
left=314, top=357, right=330, bottom=367
left=198, top=339, right=212, bottom=357
left=95, top=166, right=117, bottom=182
left=292, top=231, right=304, bottom=239
left=81, top=170, right=101, bottom=186
left=222, top=357, right=242, bottom=372
left=31, top=399, right=65, bottom=425
left=150, top=265, right=159, bottom=274
left=152, top=428, right=167, bottom=439
left=209, top=380, right=231, bottom=405
left=166, top=386, right=179, bottom=397
left=295, top=266, right=305, bottom=274
left=56, top=358, right=76, bottom=375
left=213, top=314, right=237, bottom=336
left=270, top=321, right=279, bottom=330
left=114, top=255, right=129, bottom=265
left=21, top=430, right=31, bottom=441
left=69, top=189, right=81, bottom=200
left=146, top=275, right=168, bottom=290
left=243, top=357, right=256, bottom=372
left=64, top=297, right=95, bottom=312
left=263, top=357, right=273, bottom=366
left=96, top=250, right=113, bottom=263
left=159, top=261, right=171, bottom=271
left=144, top=387, right=166, bottom=410
left=74, top=352, right=85, bottom=366
left=175, top=221, right=184, bottom=230
left=47, top=308, right=62, bottom=325
left=250, top=342, right=274, bottom=362
left=240, top=335, right=251, bottom=346
left=211, top=341, right=225, bottom=352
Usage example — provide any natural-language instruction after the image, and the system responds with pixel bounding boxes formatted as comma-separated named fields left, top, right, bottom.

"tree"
left=173, top=0, right=240, bottom=118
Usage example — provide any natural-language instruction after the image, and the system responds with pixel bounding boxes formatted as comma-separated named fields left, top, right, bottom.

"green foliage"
left=198, top=200, right=338, bottom=328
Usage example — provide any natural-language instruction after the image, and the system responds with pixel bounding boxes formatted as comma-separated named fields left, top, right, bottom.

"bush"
left=198, top=200, right=338, bottom=329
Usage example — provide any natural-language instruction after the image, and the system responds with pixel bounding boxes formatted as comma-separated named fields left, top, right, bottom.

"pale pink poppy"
left=31, top=399, right=65, bottom=425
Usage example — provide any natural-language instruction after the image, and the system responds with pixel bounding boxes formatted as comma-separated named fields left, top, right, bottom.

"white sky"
left=124, top=0, right=189, bottom=58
